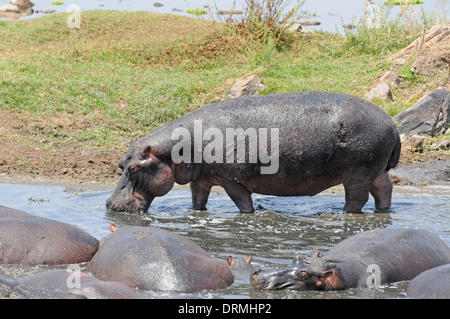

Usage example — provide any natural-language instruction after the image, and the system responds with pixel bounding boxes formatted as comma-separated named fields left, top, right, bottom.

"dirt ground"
left=0, top=109, right=448, bottom=189
left=0, top=109, right=125, bottom=187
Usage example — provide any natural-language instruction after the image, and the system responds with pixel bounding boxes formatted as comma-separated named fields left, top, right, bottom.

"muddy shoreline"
left=1, top=154, right=448, bottom=196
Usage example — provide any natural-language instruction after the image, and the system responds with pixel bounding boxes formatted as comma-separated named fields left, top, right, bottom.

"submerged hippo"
left=405, top=264, right=450, bottom=299
left=89, top=226, right=233, bottom=292
left=0, top=207, right=98, bottom=265
left=227, top=255, right=254, bottom=280
left=250, top=228, right=450, bottom=291
left=20, top=270, right=139, bottom=299
left=107, top=91, right=400, bottom=214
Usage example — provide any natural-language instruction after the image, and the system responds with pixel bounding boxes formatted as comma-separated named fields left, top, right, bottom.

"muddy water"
left=0, top=183, right=449, bottom=299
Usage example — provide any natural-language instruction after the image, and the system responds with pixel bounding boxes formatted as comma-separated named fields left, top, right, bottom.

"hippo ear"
left=227, top=256, right=234, bottom=267
left=245, top=255, right=252, bottom=265
left=318, top=269, right=343, bottom=290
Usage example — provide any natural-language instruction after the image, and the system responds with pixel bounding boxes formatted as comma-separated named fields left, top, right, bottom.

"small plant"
left=231, top=0, right=304, bottom=52
left=187, top=8, right=208, bottom=16
left=27, top=196, right=49, bottom=204
left=384, top=0, right=424, bottom=5
left=52, top=1, right=64, bottom=5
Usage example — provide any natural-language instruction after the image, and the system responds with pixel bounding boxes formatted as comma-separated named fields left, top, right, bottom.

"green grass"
left=0, top=10, right=446, bottom=151
left=384, top=0, right=423, bottom=5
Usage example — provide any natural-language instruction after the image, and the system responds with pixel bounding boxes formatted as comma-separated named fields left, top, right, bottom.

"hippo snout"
left=106, top=188, right=153, bottom=214
left=250, top=266, right=311, bottom=290
left=250, top=269, right=264, bottom=289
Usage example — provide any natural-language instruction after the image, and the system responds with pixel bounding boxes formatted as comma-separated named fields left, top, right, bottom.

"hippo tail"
left=387, top=133, right=401, bottom=171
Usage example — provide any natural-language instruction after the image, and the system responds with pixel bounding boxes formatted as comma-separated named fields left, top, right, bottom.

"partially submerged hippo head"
left=250, top=251, right=343, bottom=291
left=106, top=139, right=179, bottom=213
left=227, top=255, right=254, bottom=280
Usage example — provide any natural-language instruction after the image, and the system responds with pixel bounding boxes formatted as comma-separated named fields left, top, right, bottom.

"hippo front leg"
left=221, top=179, right=254, bottom=214
left=190, top=179, right=213, bottom=211
left=343, top=180, right=370, bottom=213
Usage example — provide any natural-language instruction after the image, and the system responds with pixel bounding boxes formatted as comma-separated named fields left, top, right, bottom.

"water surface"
left=0, top=183, right=448, bottom=299
left=11, top=0, right=449, bottom=33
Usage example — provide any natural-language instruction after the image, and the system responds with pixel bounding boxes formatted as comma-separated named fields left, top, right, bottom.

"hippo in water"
left=250, top=228, right=450, bottom=291
left=0, top=206, right=99, bottom=266
left=20, top=270, right=139, bottom=299
left=106, top=91, right=401, bottom=214
left=89, top=225, right=233, bottom=292
left=227, top=255, right=254, bottom=281
left=405, top=264, right=450, bottom=299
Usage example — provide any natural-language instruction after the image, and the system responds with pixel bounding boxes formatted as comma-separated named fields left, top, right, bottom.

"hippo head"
left=250, top=251, right=343, bottom=291
left=106, top=138, right=181, bottom=213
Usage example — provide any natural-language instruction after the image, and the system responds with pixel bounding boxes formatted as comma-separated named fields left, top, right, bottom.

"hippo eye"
left=298, top=271, right=309, bottom=280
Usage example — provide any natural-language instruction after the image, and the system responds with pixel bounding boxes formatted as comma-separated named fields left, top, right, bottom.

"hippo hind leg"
left=343, top=170, right=393, bottom=213
left=369, top=170, right=393, bottom=212
left=221, top=178, right=254, bottom=214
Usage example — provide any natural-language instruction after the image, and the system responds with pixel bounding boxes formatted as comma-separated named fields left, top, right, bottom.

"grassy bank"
left=0, top=10, right=448, bottom=183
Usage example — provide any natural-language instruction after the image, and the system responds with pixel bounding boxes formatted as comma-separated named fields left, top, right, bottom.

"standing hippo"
left=107, top=91, right=400, bottom=214
left=250, top=228, right=450, bottom=291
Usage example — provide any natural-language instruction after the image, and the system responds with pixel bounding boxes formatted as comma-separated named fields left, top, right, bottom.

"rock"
left=366, top=83, right=393, bottom=100
left=401, top=135, right=426, bottom=153
left=89, top=226, right=234, bottom=292
left=430, top=139, right=450, bottom=151
left=0, top=11, right=21, bottom=20
left=228, top=75, right=265, bottom=98
left=217, top=10, right=243, bottom=15
left=390, top=158, right=450, bottom=186
left=21, top=270, right=139, bottom=299
left=0, top=3, right=20, bottom=13
left=406, top=264, right=450, bottom=299
left=389, top=23, right=449, bottom=64
left=368, top=71, right=400, bottom=101
left=10, top=0, right=34, bottom=10
left=378, top=71, right=400, bottom=87
left=394, top=87, right=450, bottom=137
left=40, top=8, right=55, bottom=14
left=297, top=20, right=321, bottom=26
left=389, top=23, right=450, bottom=78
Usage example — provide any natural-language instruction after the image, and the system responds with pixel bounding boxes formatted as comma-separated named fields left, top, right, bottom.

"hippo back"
left=150, top=91, right=399, bottom=184
left=326, top=228, right=450, bottom=285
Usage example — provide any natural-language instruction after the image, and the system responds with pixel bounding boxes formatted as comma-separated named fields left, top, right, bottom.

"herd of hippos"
left=1, top=92, right=449, bottom=299
left=1, top=204, right=449, bottom=299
